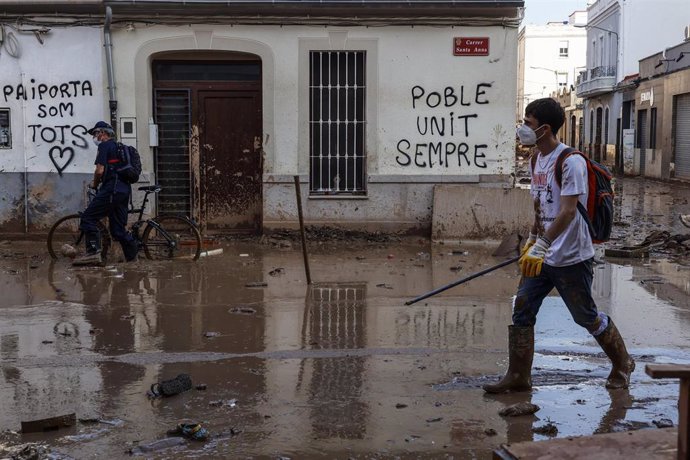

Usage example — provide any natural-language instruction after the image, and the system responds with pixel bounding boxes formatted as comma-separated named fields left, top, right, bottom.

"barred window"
left=309, top=51, right=366, bottom=195
left=0, top=109, right=11, bottom=148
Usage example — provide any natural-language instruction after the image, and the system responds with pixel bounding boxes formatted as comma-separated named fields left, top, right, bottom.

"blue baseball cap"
left=87, top=121, right=114, bottom=135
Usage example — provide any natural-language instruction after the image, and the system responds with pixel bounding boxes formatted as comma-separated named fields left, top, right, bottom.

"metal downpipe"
left=104, top=6, right=117, bottom=134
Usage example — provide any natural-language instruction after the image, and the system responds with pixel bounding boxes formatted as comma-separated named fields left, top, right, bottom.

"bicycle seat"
left=138, top=185, right=162, bottom=193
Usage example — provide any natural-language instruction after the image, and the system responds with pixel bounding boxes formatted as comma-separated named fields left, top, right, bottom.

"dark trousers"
left=79, top=189, right=137, bottom=260
left=512, top=258, right=600, bottom=331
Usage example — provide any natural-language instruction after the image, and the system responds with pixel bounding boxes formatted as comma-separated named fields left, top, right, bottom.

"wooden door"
left=199, top=90, right=262, bottom=232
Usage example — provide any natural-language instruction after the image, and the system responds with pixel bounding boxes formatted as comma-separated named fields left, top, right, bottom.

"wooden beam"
left=645, top=364, right=690, bottom=460
left=646, top=364, right=690, bottom=379
left=493, top=428, right=677, bottom=459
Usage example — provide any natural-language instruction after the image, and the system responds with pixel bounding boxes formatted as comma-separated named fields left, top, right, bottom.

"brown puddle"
left=1, top=188, right=690, bottom=458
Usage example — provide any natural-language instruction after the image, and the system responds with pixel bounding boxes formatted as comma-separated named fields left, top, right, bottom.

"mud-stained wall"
left=117, top=25, right=517, bottom=233
left=1, top=21, right=519, bottom=234
left=263, top=175, right=488, bottom=233
left=0, top=27, right=107, bottom=232
left=296, top=27, right=517, bottom=178
left=431, top=185, right=533, bottom=240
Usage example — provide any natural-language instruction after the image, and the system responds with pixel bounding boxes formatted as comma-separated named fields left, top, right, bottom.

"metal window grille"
left=154, top=89, right=191, bottom=215
left=309, top=51, right=366, bottom=195
left=0, top=109, right=11, bottom=149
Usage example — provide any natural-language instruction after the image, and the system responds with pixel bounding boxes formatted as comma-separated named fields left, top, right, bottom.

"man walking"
left=483, top=98, right=634, bottom=393
left=74, top=121, right=138, bottom=265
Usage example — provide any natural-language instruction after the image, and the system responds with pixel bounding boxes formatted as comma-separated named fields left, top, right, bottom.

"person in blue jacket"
left=74, top=121, right=138, bottom=265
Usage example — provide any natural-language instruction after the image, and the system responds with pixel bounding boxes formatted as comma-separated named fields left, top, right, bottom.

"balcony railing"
left=576, top=65, right=617, bottom=97
left=590, top=65, right=616, bottom=79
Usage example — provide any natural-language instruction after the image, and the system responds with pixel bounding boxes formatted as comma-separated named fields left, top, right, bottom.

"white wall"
left=113, top=24, right=518, bottom=179
left=0, top=27, right=107, bottom=175
left=621, top=0, right=690, bottom=79
left=375, top=27, right=517, bottom=176
left=518, top=24, right=586, bottom=120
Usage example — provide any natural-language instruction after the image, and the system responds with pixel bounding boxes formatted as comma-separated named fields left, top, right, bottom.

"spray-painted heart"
left=49, top=146, right=75, bottom=176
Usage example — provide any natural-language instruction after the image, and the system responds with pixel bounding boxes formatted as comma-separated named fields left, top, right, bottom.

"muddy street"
left=1, top=177, right=690, bottom=459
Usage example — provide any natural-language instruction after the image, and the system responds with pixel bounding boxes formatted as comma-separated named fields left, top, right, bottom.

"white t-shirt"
left=530, top=143, right=595, bottom=267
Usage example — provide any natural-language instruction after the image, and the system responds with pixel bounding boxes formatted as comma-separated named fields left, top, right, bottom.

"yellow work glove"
left=519, top=236, right=551, bottom=277
left=521, top=233, right=537, bottom=256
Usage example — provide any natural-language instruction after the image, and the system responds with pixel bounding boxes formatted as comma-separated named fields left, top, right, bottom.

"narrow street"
left=0, top=177, right=688, bottom=459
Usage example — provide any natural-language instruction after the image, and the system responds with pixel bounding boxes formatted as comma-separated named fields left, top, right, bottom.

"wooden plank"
left=680, top=379, right=689, bottom=460
left=646, top=364, right=690, bottom=379
left=604, top=246, right=650, bottom=258
left=604, top=240, right=667, bottom=258
left=21, top=413, right=76, bottom=433
left=493, top=428, right=677, bottom=460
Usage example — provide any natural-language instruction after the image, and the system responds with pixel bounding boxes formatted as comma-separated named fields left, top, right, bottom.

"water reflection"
left=0, top=239, right=689, bottom=457
left=304, top=284, right=368, bottom=440
left=592, top=262, right=690, bottom=350
left=594, top=389, right=633, bottom=434
left=616, top=178, right=690, bottom=237
left=482, top=393, right=536, bottom=445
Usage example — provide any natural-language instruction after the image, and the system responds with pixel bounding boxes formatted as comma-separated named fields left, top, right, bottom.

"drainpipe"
left=104, top=6, right=117, bottom=135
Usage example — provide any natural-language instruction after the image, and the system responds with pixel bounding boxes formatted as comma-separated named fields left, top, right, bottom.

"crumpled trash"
left=60, top=244, right=77, bottom=258
left=533, top=422, right=558, bottom=435
left=268, top=267, right=284, bottom=276
left=680, top=215, right=690, bottom=228
left=653, top=418, right=674, bottom=428
left=499, top=402, right=540, bottom=417
left=245, top=281, right=267, bottom=288
left=8, top=444, right=63, bottom=460
left=229, top=306, right=257, bottom=315
left=209, top=399, right=237, bottom=408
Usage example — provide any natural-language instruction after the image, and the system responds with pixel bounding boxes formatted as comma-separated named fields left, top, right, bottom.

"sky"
left=522, top=0, right=592, bottom=26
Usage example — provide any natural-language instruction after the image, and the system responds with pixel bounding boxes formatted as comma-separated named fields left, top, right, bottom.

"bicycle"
left=47, top=185, right=202, bottom=261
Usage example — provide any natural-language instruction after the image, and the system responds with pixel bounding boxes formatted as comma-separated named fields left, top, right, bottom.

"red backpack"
left=531, top=147, right=614, bottom=243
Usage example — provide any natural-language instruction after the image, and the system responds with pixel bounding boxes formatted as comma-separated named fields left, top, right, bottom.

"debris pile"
left=261, top=226, right=402, bottom=245
left=605, top=230, right=690, bottom=258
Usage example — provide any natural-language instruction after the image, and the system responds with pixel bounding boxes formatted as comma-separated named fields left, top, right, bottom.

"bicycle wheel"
left=47, top=214, right=111, bottom=261
left=142, top=214, right=202, bottom=260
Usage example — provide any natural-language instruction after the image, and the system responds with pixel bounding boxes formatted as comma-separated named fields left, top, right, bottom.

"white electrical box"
left=149, top=117, right=159, bottom=147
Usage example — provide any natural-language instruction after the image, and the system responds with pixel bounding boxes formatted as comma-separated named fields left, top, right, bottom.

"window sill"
left=308, top=194, right=368, bottom=200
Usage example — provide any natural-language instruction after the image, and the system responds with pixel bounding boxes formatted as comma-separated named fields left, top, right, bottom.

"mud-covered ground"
left=1, top=177, right=689, bottom=459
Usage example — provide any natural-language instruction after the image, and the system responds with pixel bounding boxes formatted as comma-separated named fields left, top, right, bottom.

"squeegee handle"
left=404, top=255, right=520, bottom=306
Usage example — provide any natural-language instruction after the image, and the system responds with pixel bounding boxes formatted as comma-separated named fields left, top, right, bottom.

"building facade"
left=552, top=87, right=584, bottom=151
left=576, top=0, right=690, bottom=173
left=632, top=38, right=690, bottom=180
left=517, top=11, right=587, bottom=123
left=0, top=0, right=523, bottom=235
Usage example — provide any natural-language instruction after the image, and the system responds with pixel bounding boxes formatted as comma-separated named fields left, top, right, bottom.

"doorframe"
left=153, top=71, right=262, bottom=231
left=132, top=36, right=276, bottom=229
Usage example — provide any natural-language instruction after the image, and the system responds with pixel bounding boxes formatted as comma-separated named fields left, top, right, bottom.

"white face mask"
left=516, top=123, right=546, bottom=146
left=92, top=137, right=101, bottom=146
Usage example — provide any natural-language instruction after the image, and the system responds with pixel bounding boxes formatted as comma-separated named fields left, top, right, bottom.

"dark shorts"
left=512, top=258, right=599, bottom=330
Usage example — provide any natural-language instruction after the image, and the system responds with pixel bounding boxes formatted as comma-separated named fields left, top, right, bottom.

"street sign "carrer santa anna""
left=453, top=37, right=489, bottom=56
